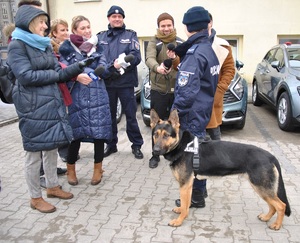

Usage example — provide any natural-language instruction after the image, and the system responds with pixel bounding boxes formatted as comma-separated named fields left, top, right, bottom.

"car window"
left=264, top=49, right=277, bottom=64
left=287, top=48, right=300, bottom=68
left=273, top=48, right=285, bottom=68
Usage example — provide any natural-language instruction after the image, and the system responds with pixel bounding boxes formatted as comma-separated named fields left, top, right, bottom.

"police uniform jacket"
left=97, top=25, right=141, bottom=88
left=172, top=30, right=220, bottom=138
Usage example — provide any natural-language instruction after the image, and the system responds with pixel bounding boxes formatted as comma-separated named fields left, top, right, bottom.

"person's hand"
left=76, top=73, right=92, bottom=85
left=157, top=63, right=171, bottom=75
left=113, top=59, right=121, bottom=70
left=167, top=50, right=176, bottom=59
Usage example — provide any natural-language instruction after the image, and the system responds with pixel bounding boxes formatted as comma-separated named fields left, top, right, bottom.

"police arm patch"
left=132, top=39, right=140, bottom=50
left=178, top=72, right=189, bottom=87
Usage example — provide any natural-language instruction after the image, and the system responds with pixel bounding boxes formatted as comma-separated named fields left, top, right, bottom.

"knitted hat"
left=107, top=5, right=125, bottom=18
left=182, top=6, right=210, bottom=32
left=157, top=12, right=174, bottom=27
left=15, top=5, right=50, bottom=36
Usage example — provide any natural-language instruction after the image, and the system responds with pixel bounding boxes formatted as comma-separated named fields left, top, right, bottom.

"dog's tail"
left=273, top=158, right=291, bottom=216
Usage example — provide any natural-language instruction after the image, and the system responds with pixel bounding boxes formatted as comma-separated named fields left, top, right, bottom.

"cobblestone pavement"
left=0, top=102, right=299, bottom=243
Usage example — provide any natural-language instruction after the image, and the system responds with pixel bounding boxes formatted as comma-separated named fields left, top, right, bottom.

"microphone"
left=78, top=56, right=99, bottom=68
left=88, top=66, right=106, bottom=81
left=94, top=66, right=106, bottom=78
left=117, top=53, right=134, bottom=69
left=163, top=59, right=172, bottom=71
left=167, top=43, right=175, bottom=51
left=117, top=53, right=134, bottom=74
left=124, top=54, right=134, bottom=63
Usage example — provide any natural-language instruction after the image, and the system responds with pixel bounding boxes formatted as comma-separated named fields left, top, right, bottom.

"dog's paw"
left=268, top=221, right=281, bottom=231
left=168, top=218, right=182, bottom=227
left=172, top=207, right=181, bottom=214
left=257, top=213, right=271, bottom=222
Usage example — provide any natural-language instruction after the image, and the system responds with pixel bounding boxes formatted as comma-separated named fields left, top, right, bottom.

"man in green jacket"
left=146, top=12, right=183, bottom=168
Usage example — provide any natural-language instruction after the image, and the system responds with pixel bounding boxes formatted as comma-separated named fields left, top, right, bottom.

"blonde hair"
left=71, top=15, right=90, bottom=34
left=3, top=23, right=15, bottom=39
left=29, top=15, right=48, bottom=34
left=49, top=19, right=68, bottom=38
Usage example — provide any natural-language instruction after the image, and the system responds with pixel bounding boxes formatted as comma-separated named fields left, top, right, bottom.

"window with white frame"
left=278, top=36, right=300, bottom=44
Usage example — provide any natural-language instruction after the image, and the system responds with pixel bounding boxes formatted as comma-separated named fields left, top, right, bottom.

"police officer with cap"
left=97, top=5, right=144, bottom=159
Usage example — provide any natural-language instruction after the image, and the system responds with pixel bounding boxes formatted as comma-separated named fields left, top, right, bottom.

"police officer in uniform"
left=171, top=6, right=220, bottom=208
left=97, top=5, right=144, bottom=159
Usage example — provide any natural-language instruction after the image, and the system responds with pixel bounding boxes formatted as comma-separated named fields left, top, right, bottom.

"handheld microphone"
left=117, top=53, right=134, bottom=69
left=167, top=43, right=175, bottom=51
left=118, top=53, right=134, bottom=74
left=163, top=59, right=172, bottom=71
left=88, top=66, right=106, bottom=81
left=124, top=54, right=134, bottom=63
left=94, top=66, right=106, bottom=78
left=78, top=55, right=99, bottom=68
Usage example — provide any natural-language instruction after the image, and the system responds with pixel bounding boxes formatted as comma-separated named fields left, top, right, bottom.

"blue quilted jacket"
left=59, top=40, right=112, bottom=142
left=7, top=6, right=84, bottom=152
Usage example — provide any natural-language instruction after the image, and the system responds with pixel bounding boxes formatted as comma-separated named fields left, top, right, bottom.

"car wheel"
left=142, top=111, right=150, bottom=127
left=277, top=92, right=293, bottom=131
left=116, top=98, right=123, bottom=124
left=252, top=81, right=263, bottom=106
left=235, top=108, right=247, bottom=130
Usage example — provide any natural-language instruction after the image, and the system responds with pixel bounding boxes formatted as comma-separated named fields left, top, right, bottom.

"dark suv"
left=252, top=42, right=300, bottom=131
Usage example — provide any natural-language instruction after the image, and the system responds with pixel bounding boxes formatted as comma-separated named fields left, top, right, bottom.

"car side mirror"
left=271, top=60, right=280, bottom=72
left=235, top=60, right=244, bottom=71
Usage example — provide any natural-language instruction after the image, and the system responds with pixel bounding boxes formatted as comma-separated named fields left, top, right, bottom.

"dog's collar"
left=166, top=139, right=180, bottom=154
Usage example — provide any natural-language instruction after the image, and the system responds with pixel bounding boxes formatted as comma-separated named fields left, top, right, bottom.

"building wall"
left=0, top=0, right=17, bottom=47
left=3, top=0, right=300, bottom=83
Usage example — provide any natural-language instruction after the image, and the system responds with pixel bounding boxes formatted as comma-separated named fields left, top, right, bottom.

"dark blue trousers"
left=106, top=87, right=143, bottom=149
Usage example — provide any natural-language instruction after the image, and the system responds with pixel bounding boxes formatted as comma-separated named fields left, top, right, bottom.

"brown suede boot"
left=47, top=186, right=73, bottom=199
left=91, top=162, right=104, bottom=185
left=67, top=163, right=78, bottom=185
left=30, top=197, right=56, bottom=213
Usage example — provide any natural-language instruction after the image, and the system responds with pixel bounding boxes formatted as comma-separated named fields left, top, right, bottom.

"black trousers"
left=150, top=90, right=174, bottom=121
left=67, top=139, right=104, bottom=164
left=106, top=87, right=143, bottom=149
left=150, top=90, right=174, bottom=156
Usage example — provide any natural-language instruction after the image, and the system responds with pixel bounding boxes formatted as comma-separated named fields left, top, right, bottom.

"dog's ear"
left=168, top=109, right=180, bottom=129
left=150, top=109, right=160, bottom=129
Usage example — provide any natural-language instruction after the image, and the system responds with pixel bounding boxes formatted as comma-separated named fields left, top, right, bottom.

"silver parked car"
left=252, top=42, right=300, bottom=131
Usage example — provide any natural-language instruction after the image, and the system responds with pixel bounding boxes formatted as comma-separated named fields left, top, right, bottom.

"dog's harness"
left=184, top=137, right=200, bottom=170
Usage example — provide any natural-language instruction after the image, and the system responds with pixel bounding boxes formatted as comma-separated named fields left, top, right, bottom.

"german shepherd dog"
left=150, top=109, right=291, bottom=230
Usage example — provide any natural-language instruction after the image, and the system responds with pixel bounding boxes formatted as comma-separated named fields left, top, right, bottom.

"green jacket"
left=145, top=36, right=183, bottom=93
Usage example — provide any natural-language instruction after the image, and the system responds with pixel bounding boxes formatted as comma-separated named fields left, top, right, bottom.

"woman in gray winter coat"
left=7, top=5, right=90, bottom=213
